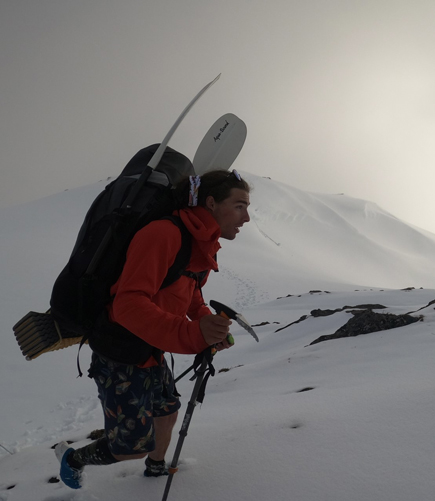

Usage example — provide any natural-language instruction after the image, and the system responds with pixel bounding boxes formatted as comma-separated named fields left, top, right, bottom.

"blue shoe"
left=55, top=441, right=83, bottom=489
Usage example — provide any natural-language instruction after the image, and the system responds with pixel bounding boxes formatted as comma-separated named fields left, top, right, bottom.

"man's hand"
left=200, top=314, right=232, bottom=346
left=214, top=338, right=233, bottom=351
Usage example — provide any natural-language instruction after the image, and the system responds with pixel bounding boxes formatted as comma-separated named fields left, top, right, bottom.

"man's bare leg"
left=148, top=411, right=178, bottom=461
left=111, top=411, right=178, bottom=462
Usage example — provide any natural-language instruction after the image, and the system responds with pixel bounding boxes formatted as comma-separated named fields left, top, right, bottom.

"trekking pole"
left=174, top=363, right=195, bottom=383
left=162, top=353, right=210, bottom=501
left=174, top=345, right=219, bottom=384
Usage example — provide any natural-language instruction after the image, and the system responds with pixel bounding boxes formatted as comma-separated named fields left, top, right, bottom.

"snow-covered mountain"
left=213, top=174, right=435, bottom=309
left=1, top=173, right=435, bottom=501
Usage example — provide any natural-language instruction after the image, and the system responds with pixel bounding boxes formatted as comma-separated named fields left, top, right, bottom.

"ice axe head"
left=209, top=300, right=259, bottom=342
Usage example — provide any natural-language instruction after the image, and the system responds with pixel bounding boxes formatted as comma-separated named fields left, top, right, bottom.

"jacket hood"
left=178, top=206, right=220, bottom=240
left=177, top=206, right=221, bottom=271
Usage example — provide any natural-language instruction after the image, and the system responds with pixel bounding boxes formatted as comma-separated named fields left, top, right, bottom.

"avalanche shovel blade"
left=209, top=300, right=259, bottom=342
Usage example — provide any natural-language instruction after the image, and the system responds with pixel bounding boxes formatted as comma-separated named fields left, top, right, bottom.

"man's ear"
left=205, top=195, right=216, bottom=212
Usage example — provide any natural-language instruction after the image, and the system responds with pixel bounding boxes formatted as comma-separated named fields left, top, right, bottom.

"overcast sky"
left=2, top=0, right=435, bottom=232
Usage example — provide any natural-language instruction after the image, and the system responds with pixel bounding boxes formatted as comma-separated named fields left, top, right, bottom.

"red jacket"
left=108, top=206, right=221, bottom=367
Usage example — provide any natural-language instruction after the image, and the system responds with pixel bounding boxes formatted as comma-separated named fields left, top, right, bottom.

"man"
left=55, top=169, right=251, bottom=488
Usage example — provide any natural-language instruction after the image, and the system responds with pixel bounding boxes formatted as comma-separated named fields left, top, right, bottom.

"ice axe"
left=174, top=301, right=258, bottom=384
left=209, top=300, right=259, bottom=343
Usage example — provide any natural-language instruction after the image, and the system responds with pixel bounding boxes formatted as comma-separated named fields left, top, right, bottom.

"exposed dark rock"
left=311, top=304, right=386, bottom=317
left=252, top=321, right=280, bottom=327
left=309, top=309, right=421, bottom=345
left=275, top=315, right=308, bottom=333
left=253, top=321, right=271, bottom=327
left=311, top=309, right=339, bottom=317
left=278, top=290, right=331, bottom=299
left=218, top=364, right=243, bottom=373
left=406, top=299, right=435, bottom=314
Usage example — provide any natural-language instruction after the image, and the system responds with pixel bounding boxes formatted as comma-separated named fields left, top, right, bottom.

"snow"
left=1, top=172, right=435, bottom=500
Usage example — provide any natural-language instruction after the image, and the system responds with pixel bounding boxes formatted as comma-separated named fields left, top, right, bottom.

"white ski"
left=148, top=74, right=221, bottom=170
left=193, top=113, right=247, bottom=174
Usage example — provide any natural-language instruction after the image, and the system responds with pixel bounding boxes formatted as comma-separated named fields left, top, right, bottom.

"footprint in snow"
left=296, top=387, right=315, bottom=393
left=289, top=420, right=304, bottom=429
left=218, top=267, right=268, bottom=309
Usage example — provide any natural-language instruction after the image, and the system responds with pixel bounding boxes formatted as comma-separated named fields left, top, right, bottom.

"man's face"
left=206, top=188, right=250, bottom=240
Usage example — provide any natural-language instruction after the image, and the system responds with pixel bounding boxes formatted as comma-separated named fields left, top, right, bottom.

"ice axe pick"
left=209, top=300, right=259, bottom=343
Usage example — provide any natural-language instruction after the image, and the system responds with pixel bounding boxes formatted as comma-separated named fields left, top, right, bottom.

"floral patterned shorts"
left=89, top=354, right=181, bottom=456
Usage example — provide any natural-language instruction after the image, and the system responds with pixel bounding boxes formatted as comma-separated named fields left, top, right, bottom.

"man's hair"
left=174, top=170, right=250, bottom=209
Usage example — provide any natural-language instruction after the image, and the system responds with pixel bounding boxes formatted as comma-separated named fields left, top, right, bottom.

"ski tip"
left=193, top=113, right=247, bottom=174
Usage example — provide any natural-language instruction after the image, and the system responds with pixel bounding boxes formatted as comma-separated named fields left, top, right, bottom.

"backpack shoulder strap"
left=77, top=215, right=192, bottom=377
left=160, top=215, right=193, bottom=290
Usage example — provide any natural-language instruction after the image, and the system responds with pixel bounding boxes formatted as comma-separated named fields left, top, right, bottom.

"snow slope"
left=1, top=173, right=435, bottom=501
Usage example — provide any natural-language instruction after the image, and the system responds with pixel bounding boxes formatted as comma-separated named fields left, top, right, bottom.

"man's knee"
left=155, top=410, right=178, bottom=428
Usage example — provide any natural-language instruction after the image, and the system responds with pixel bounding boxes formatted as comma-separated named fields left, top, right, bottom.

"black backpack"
left=51, top=144, right=194, bottom=333
left=14, top=144, right=204, bottom=366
